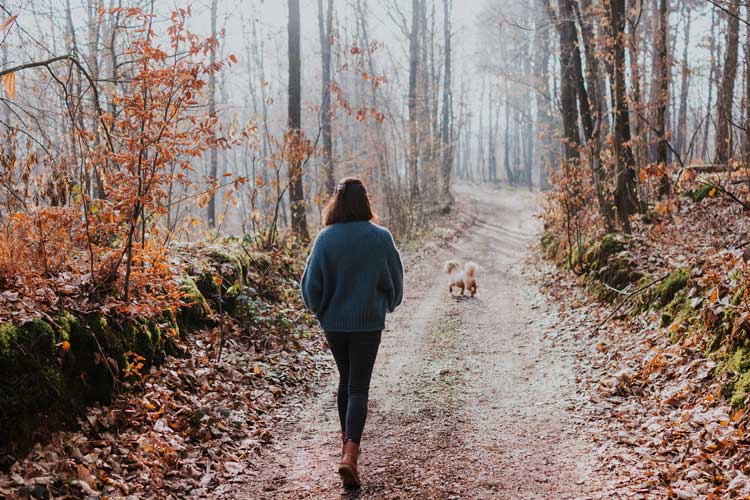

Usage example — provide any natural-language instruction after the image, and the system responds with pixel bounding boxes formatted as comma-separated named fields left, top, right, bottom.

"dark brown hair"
left=323, top=177, right=375, bottom=226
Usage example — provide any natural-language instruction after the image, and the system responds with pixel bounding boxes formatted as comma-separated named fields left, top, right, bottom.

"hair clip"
left=336, top=183, right=345, bottom=192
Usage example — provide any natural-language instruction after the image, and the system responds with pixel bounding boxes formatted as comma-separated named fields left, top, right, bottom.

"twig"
left=215, top=280, right=225, bottom=363
left=592, top=273, right=671, bottom=334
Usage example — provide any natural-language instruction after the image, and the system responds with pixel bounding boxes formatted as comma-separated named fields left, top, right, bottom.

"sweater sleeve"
left=382, top=230, right=404, bottom=313
left=301, top=234, right=325, bottom=313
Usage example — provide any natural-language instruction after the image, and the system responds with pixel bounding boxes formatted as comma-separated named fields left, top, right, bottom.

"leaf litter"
left=535, top=194, right=750, bottom=499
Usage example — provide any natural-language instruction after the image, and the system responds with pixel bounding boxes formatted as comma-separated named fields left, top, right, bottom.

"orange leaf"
left=229, top=53, right=238, bottom=64
left=0, top=15, right=16, bottom=31
left=2, top=72, right=16, bottom=99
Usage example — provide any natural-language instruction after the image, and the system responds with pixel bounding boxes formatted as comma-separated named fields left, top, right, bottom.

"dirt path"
left=235, top=185, right=604, bottom=499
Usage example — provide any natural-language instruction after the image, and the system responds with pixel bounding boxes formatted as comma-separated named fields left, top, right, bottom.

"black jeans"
left=325, top=330, right=382, bottom=444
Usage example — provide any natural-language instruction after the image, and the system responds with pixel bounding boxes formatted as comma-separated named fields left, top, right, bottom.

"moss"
left=55, top=310, right=82, bottom=343
left=233, top=250, right=251, bottom=278
left=731, top=285, right=747, bottom=307
left=0, top=323, right=17, bottom=360
left=226, top=283, right=242, bottom=299
left=661, top=291, right=692, bottom=328
left=582, top=233, right=623, bottom=267
left=208, top=248, right=248, bottom=284
left=135, top=325, right=155, bottom=365
left=18, top=319, right=56, bottom=361
left=588, top=259, right=641, bottom=303
left=653, top=269, right=689, bottom=309
left=570, top=243, right=589, bottom=266
left=161, top=309, right=180, bottom=338
left=715, top=346, right=750, bottom=408
left=600, top=233, right=625, bottom=256
left=0, top=319, right=78, bottom=455
left=178, top=275, right=212, bottom=331
left=541, top=231, right=559, bottom=256
left=731, top=372, right=750, bottom=408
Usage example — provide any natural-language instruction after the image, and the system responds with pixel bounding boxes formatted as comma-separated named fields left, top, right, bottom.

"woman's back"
left=302, top=220, right=402, bottom=332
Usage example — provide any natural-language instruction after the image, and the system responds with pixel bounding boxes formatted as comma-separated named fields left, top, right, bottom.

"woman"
left=301, top=177, right=403, bottom=488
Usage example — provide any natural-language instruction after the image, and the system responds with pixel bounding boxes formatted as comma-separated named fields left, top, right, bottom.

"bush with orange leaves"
left=542, top=159, right=602, bottom=271
left=0, top=7, right=243, bottom=323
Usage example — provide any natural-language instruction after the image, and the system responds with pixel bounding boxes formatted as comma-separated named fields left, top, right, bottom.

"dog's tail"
left=444, top=260, right=461, bottom=274
left=464, top=261, right=479, bottom=277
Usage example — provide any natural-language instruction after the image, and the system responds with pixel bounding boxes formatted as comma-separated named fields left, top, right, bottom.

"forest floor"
left=231, top=184, right=621, bottom=499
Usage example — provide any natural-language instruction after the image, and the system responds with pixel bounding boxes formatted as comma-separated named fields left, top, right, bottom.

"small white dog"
left=444, top=260, right=479, bottom=297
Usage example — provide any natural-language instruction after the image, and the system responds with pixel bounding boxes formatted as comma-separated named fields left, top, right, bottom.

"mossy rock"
left=661, top=291, right=693, bottom=328
left=583, top=233, right=626, bottom=270
left=177, top=275, right=212, bottom=331
left=207, top=248, right=247, bottom=283
left=18, top=319, right=56, bottom=361
left=196, top=270, right=222, bottom=301
left=654, top=269, right=689, bottom=310
left=0, top=319, right=80, bottom=456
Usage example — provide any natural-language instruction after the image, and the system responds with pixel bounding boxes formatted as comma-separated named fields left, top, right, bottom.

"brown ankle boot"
left=338, top=440, right=361, bottom=488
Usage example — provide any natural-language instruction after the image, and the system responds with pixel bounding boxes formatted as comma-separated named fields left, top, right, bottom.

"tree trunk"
left=287, top=0, right=309, bottom=241
left=609, top=0, right=639, bottom=232
left=744, top=5, right=750, bottom=162
left=715, top=0, right=740, bottom=165
left=573, top=0, right=614, bottom=228
left=626, top=0, right=646, bottom=169
left=675, top=6, right=691, bottom=157
left=502, top=85, right=512, bottom=183
left=563, top=0, right=593, bottom=143
left=654, top=0, right=670, bottom=196
left=556, top=0, right=582, bottom=160
left=318, top=0, right=335, bottom=198
left=207, top=0, right=218, bottom=228
left=534, top=0, right=554, bottom=190
left=702, top=6, right=719, bottom=161
left=408, top=0, right=420, bottom=199
left=477, top=78, right=487, bottom=183
left=440, top=0, right=453, bottom=200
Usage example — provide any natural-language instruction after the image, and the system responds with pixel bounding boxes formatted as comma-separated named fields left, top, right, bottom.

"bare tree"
left=318, top=0, right=335, bottom=197
left=408, top=0, right=420, bottom=200
left=675, top=4, right=691, bottom=157
left=654, top=0, right=670, bottom=196
left=440, top=0, right=453, bottom=201
left=207, top=0, right=218, bottom=228
left=548, top=0, right=581, bottom=161
left=288, top=0, right=309, bottom=241
left=715, top=0, right=740, bottom=165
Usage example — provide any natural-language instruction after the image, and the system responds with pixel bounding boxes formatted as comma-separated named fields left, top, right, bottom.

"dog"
left=445, top=260, right=479, bottom=297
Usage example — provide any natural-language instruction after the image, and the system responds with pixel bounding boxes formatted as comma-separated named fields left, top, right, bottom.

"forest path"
left=234, top=185, right=602, bottom=499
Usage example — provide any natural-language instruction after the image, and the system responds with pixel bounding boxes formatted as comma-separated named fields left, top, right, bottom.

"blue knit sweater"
left=301, top=221, right=404, bottom=332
